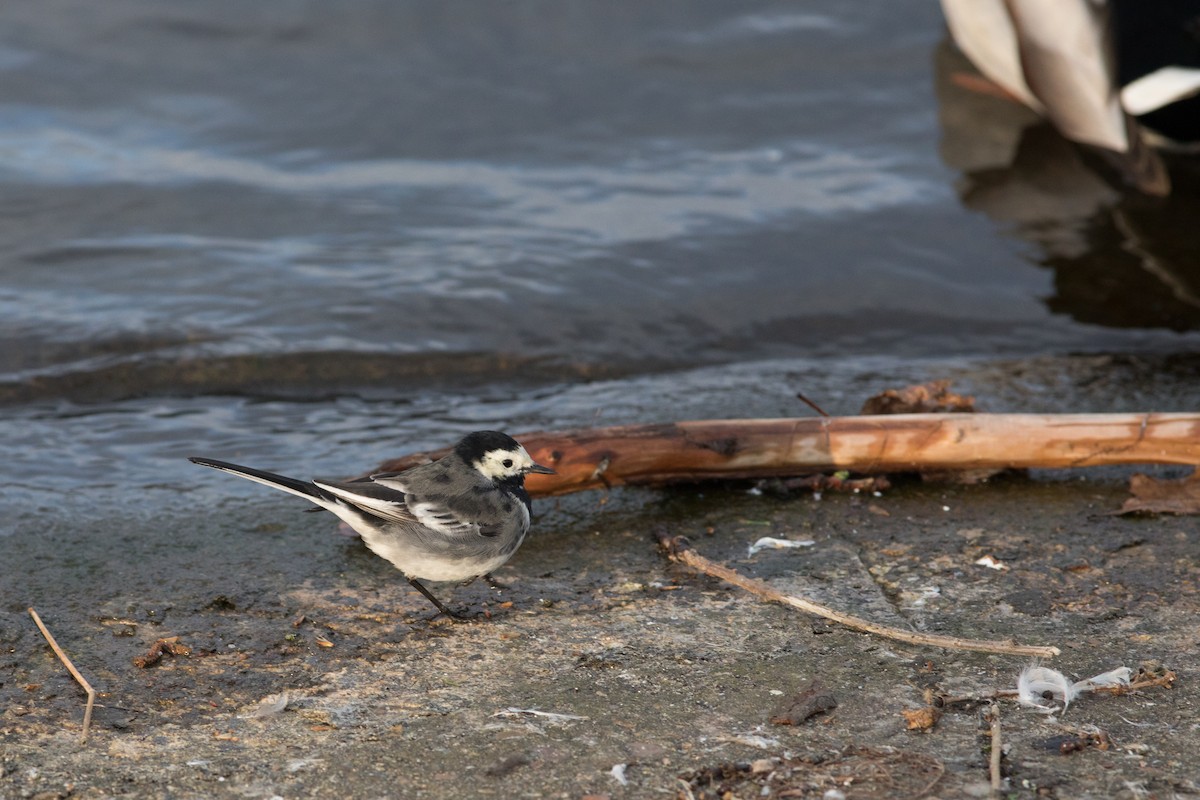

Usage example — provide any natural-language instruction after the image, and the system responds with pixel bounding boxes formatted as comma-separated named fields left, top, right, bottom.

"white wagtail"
left=190, top=430, right=555, bottom=619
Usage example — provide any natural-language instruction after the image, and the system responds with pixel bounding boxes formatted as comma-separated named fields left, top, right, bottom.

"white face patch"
left=472, top=446, right=534, bottom=480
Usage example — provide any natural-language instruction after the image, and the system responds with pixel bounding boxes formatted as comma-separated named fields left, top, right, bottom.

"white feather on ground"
left=238, top=691, right=290, bottom=719
left=1072, top=666, right=1132, bottom=694
left=747, top=537, right=815, bottom=556
left=1016, top=664, right=1132, bottom=713
left=1017, top=665, right=1075, bottom=712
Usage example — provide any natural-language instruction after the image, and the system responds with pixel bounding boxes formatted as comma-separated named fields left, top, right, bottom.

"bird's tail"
left=189, top=457, right=337, bottom=509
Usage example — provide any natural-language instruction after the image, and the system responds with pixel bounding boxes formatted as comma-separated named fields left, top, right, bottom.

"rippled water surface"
left=2, top=1, right=1198, bottom=523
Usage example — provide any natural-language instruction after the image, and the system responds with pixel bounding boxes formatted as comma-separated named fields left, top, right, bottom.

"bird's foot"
left=458, top=573, right=508, bottom=591
left=422, top=604, right=492, bottom=624
left=482, top=572, right=509, bottom=591
left=408, top=578, right=480, bottom=622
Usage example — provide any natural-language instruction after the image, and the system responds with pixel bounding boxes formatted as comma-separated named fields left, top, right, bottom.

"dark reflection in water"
left=1046, top=167, right=1200, bottom=331
left=934, top=40, right=1200, bottom=331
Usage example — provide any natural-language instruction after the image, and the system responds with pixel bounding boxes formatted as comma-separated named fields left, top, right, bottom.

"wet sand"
left=4, top=468, right=1197, bottom=798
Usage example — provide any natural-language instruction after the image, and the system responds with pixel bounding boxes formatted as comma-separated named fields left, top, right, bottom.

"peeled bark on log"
left=371, top=413, right=1200, bottom=498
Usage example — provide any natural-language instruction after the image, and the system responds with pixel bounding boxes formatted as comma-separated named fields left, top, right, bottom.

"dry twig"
left=655, top=533, right=1060, bottom=658
left=934, top=669, right=1175, bottom=709
left=986, top=702, right=1003, bottom=795
left=132, top=636, right=191, bottom=668
left=27, top=607, right=96, bottom=741
left=1093, top=668, right=1177, bottom=695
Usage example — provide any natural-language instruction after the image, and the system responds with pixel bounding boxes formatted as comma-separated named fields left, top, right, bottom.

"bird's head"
left=455, top=430, right=555, bottom=482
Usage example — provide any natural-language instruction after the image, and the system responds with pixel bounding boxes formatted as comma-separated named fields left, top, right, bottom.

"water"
left=2, top=1, right=1198, bottom=528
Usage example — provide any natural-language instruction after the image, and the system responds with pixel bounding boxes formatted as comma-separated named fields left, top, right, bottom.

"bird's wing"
left=320, top=473, right=483, bottom=538
left=371, top=464, right=489, bottom=538
left=312, top=478, right=423, bottom=526
left=405, top=498, right=483, bottom=538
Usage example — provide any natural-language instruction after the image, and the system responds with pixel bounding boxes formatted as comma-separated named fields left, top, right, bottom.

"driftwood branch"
left=656, top=533, right=1061, bottom=658
left=372, top=414, right=1200, bottom=497
left=28, top=607, right=95, bottom=741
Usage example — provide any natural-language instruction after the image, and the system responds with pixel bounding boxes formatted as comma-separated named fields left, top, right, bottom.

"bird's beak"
left=527, top=462, right=556, bottom=475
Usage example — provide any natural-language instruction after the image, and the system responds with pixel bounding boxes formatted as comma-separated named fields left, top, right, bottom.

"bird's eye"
left=502, top=458, right=514, bottom=468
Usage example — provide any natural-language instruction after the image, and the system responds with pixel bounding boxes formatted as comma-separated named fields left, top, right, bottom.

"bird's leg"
left=407, top=577, right=472, bottom=621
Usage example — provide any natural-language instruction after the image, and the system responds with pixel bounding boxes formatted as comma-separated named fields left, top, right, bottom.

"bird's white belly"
left=360, top=532, right=513, bottom=582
